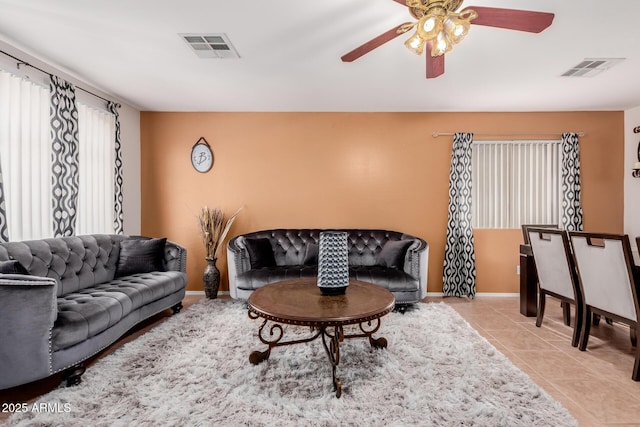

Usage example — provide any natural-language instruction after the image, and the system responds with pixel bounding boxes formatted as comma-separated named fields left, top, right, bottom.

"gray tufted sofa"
left=0, top=234, right=187, bottom=390
left=227, top=229, right=428, bottom=305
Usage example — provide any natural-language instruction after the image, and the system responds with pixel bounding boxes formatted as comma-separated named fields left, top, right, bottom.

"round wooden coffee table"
left=247, top=278, right=395, bottom=398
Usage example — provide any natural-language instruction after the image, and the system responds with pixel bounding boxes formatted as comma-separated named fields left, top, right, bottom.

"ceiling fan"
left=341, top=0, right=554, bottom=78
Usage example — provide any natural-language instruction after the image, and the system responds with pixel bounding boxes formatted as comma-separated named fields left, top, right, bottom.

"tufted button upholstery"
left=0, top=235, right=189, bottom=351
left=234, top=229, right=408, bottom=267
left=229, top=229, right=428, bottom=303
left=349, top=266, right=417, bottom=292
left=237, top=265, right=417, bottom=293
left=0, top=233, right=188, bottom=390
left=52, top=271, right=186, bottom=351
left=238, top=265, right=318, bottom=290
left=0, top=235, right=125, bottom=296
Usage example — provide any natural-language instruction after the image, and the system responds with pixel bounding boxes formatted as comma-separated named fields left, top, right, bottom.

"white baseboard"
left=475, top=293, right=519, bottom=297
left=425, top=292, right=444, bottom=297
left=185, top=290, right=231, bottom=296
left=425, top=292, right=519, bottom=298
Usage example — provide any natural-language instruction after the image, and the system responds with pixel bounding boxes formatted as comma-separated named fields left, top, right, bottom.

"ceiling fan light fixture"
left=432, top=31, right=451, bottom=56
left=404, top=31, right=426, bottom=55
left=342, top=1, right=554, bottom=79
left=443, top=12, right=474, bottom=44
left=417, top=15, right=444, bottom=40
left=404, top=3, right=478, bottom=57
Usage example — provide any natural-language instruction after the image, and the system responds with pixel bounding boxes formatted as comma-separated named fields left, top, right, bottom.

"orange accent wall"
left=140, top=112, right=624, bottom=293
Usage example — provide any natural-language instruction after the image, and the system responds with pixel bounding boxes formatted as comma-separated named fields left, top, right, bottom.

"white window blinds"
left=76, top=103, right=116, bottom=235
left=0, top=70, right=117, bottom=240
left=472, top=140, right=561, bottom=229
left=0, top=70, right=52, bottom=240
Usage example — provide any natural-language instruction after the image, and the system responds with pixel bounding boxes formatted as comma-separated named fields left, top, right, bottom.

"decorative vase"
left=317, top=231, right=350, bottom=296
left=203, top=257, right=221, bottom=299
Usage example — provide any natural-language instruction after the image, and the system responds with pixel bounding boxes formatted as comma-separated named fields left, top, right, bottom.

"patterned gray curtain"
left=560, top=132, right=583, bottom=231
left=0, top=159, right=9, bottom=242
left=443, top=132, right=477, bottom=298
left=107, top=101, right=124, bottom=234
left=50, top=76, right=79, bottom=237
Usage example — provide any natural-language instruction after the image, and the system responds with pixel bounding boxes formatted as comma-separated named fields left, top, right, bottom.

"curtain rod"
left=0, top=49, right=113, bottom=104
left=432, top=131, right=585, bottom=138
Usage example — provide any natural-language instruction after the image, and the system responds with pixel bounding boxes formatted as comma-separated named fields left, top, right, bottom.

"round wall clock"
left=191, top=137, right=214, bottom=173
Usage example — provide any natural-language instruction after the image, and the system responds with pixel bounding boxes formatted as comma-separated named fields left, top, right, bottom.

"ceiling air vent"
left=561, top=58, right=624, bottom=77
left=180, top=33, right=240, bottom=59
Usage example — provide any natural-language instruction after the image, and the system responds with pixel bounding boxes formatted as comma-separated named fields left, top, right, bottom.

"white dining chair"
left=527, top=228, right=582, bottom=347
left=569, top=232, right=640, bottom=381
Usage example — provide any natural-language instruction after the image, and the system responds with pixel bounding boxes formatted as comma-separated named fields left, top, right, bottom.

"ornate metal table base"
left=246, top=279, right=395, bottom=398
left=248, top=312, right=388, bottom=398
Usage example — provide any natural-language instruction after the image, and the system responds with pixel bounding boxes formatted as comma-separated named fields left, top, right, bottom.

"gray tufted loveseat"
left=0, top=234, right=187, bottom=390
left=227, top=229, right=428, bottom=305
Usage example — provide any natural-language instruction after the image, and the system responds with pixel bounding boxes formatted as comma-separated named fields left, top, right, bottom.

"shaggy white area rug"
left=6, top=300, right=577, bottom=426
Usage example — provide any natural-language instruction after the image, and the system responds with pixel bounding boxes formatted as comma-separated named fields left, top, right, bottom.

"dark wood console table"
left=247, top=278, right=395, bottom=398
left=519, top=244, right=537, bottom=317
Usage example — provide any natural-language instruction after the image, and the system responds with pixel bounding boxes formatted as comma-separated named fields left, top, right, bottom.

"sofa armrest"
left=227, top=236, right=251, bottom=299
left=0, top=275, right=57, bottom=390
left=402, top=237, right=429, bottom=300
left=164, top=240, right=187, bottom=273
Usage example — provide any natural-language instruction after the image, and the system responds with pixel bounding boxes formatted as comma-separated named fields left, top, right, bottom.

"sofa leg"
left=62, top=364, right=86, bottom=387
left=394, top=305, right=408, bottom=314
left=171, top=302, right=183, bottom=314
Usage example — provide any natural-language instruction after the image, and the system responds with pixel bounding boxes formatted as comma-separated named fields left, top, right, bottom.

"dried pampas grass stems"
left=198, top=206, right=242, bottom=260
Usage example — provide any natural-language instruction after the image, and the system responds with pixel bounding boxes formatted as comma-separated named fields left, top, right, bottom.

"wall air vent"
left=561, top=58, right=624, bottom=77
left=180, top=33, right=240, bottom=59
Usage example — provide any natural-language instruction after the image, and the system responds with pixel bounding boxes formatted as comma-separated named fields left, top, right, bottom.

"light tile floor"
left=2, top=294, right=639, bottom=426
left=434, top=295, right=640, bottom=427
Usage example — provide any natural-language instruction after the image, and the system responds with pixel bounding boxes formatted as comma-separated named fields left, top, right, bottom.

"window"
left=76, top=103, right=116, bottom=235
left=0, top=70, right=52, bottom=240
left=472, top=140, right=561, bottom=229
left=0, top=69, right=116, bottom=240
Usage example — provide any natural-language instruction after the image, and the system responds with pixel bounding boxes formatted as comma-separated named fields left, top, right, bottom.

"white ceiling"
left=0, top=0, right=639, bottom=112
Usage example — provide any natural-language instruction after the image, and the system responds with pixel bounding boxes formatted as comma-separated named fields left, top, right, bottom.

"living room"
left=2, top=1, right=640, bottom=425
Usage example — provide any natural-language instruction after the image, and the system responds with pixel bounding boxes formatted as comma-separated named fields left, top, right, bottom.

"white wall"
left=118, top=104, right=141, bottom=235
left=624, top=106, right=640, bottom=264
left=0, top=38, right=142, bottom=235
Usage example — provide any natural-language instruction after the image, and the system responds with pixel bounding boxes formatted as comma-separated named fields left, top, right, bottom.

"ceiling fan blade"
left=341, top=24, right=406, bottom=62
left=426, top=43, right=444, bottom=79
left=464, top=6, right=554, bottom=33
